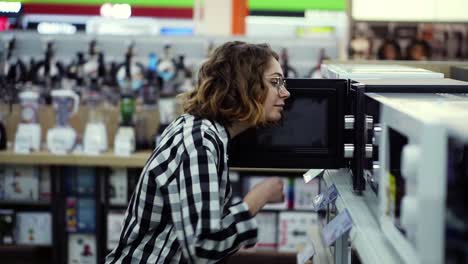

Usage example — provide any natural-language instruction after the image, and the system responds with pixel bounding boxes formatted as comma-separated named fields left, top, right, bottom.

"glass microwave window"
left=445, top=138, right=468, bottom=263
left=257, top=97, right=328, bottom=148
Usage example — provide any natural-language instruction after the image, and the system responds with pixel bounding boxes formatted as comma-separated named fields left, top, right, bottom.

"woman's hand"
left=243, top=177, right=284, bottom=216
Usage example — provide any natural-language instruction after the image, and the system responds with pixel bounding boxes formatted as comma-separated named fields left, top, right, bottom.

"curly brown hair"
left=180, top=41, right=279, bottom=127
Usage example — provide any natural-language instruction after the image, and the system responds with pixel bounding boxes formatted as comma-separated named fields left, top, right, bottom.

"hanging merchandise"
left=173, top=55, right=194, bottom=93
left=116, top=43, right=145, bottom=93
left=4, top=38, right=28, bottom=97
left=67, top=52, right=87, bottom=92
left=83, top=40, right=101, bottom=82
left=279, top=48, right=298, bottom=78
left=141, top=52, right=160, bottom=106
left=32, top=41, right=66, bottom=104
left=14, top=90, right=41, bottom=153
left=46, top=89, right=80, bottom=154
left=157, top=44, right=177, bottom=96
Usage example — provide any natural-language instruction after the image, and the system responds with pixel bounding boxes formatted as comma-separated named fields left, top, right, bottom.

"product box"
left=277, top=212, right=318, bottom=253
left=109, top=168, right=128, bottom=206
left=293, top=178, right=320, bottom=210
left=65, top=168, right=96, bottom=196
left=68, top=234, right=97, bottom=264
left=0, top=167, right=6, bottom=200
left=4, top=166, right=39, bottom=200
left=0, top=209, right=15, bottom=244
left=39, top=167, right=51, bottom=201
left=16, top=212, right=52, bottom=245
left=107, top=211, right=125, bottom=250
left=244, top=176, right=290, bottom=210
left=254, top=212, right=278, bottom=251
left=66, top=198, right=96, bottom=233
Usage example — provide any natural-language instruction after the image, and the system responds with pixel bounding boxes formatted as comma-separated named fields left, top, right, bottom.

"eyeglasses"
left=269, top=77, right=287, bottom=94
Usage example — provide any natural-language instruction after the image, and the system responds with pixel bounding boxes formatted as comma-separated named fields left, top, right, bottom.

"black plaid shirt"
left=105, top=114, right=258, bottom=264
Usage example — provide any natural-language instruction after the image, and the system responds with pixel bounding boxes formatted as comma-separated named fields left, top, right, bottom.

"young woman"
left=106, top=41, right=290, bottom=264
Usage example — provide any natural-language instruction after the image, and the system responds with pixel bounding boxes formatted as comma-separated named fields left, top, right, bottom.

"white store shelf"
left=323, top=169, right=403, bottom=264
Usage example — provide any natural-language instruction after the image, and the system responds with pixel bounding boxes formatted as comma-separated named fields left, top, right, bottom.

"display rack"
left=0, top=150, right=313, bottom=264
left=322, top=169, right=403, bottom=264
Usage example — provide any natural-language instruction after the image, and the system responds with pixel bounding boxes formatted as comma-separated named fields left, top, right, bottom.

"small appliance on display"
left=15, top=90, right=41, bottom=153
left=229, top=78, right=347, bottom=169
left=47, top=89, right=80, bottom=154
left=114, top=91, right=136, bottom=156
left=83, top=85, right=107, bottom=155
left=116, top=43, right=145, bottom=93
left=377, top=92, right=468, bottom=264
left=33, top=41, right=65, bottom=103
left=155, top=94, right=177, bottom=144
left=321, top=63, right=444, bottom=79
left=157, top=44, right=177, bottom=96
left=346, top=78, right=468, bottom=191
left=173, top=55, right=193, bottom=93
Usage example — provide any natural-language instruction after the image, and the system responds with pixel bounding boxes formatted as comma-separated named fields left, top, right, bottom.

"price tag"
left=322, top=209, right=353, bottom=246
left=303, top=169, right=324, bottom=183
left=297, top=242, right=316, bottom=264
left=312, top=184, right=338, bottom=211
left=14, top=133, right=31, bottom=154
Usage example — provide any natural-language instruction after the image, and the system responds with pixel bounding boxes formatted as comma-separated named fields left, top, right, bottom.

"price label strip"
left=303, top=168, right=324, bottom=183
left=312, top=184, right=338, bottom=211
left=322, top=209, right=353, bottom=247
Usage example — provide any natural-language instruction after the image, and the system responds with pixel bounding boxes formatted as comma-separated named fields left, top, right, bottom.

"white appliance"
left=83, top=91, right=107, bottom=155
left=47, top=89, right=80, bottom=154
left=321, top=64, right=444, bottom=80
left=376, top=92, right=468, bottom=264
left=15, top=90, right=41, bottom=153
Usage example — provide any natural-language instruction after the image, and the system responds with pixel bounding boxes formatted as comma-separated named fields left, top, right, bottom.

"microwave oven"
left=377, top=93, right=468, bottom=264
left=348, top=78, right=468, bottom=191
left=228, top=78, right=347, bottom=170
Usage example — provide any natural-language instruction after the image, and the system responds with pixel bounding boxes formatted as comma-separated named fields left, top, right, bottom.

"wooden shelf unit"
left=0, top=150, right=151, bottom=168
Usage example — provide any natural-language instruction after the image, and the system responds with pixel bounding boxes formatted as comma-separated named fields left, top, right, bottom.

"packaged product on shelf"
left=0, top=209, right=15, bottom=244
left=65, top=168, right=96, bottom=196
left=107, top=211, right=125, bottom=250
left=277, top=212, right=318, bottom=253
left=66, top=197, right=96, bottom=233
left=254, top=212, right=278, bottom=251
left=16, top=212, right=52, bottom=245
left=68, top=234, right=97, bottom=264
left=0, top=167, right=5, bottom=200
left=293, top=177, right=320, bottom=210
left=244, top=176, right=290, bottom=210
left=109, top=168, right=128, bottom=206
left=4, top=166, right=39, bottom=200
left=39, top=167, right=51, bottom=201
